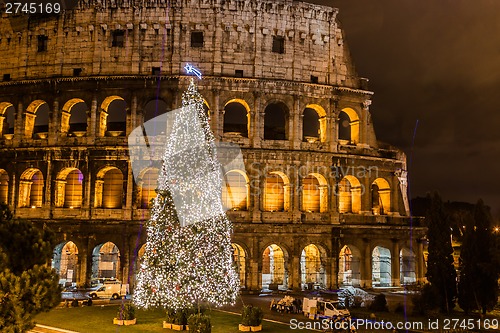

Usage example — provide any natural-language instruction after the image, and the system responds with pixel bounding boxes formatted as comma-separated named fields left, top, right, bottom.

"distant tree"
left=0, top=204, right=61, bottom=332
left=458, top=200, right=498, bottom=314
left=425, top=192, right=457, bottom=313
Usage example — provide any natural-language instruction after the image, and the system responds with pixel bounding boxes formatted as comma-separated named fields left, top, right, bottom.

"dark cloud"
left=308, top=0, right=500, bottom=215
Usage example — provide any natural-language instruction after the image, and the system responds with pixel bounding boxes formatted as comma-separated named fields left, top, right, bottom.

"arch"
left=99, top=96, right=126, bottom=136
left=0, top=102, right=14, bottom=137
left=139, top=168, right=159, bottom=208
left=232, top=243, right=246, bottom=288
left=0, top=169, right=8, bottom=204
left=303, top=104, right=327, bottom=143
left=372, top=246, right=391, bottom=287
left=223, top=99, right=250, bottom=138
left=52, top=241, right=79, bottom=287
left=339, top=245, right=361, bottom=287
left=400, top=247, right=416, bottom=285
left=300, top=244, right=326, bottom=290
left=92, top=242, right=121, bottom=280
left=222, top=169, right=249, bottom=211
left=263, top=171, right=290, bottom=212
left=301, top=173, right=328, bottom=213
left=19, top=168, right=44, bottom=208
left=338, top=175, right=362, bottom=214
left=371, top=178, right=391, bottom=215
left=262, top=244, right=288, bottom=290
left=203, top=100, right=210, bottom=119
left=264, top=102, right=289, bottom=140
left=95, top=167, right=123, bottom=209
left=338, top=107, right=360, bottom=144
left=25, top=100, right=49, bottom=138
left=54, top=168, right=83, bottom=208
left=61, top=98, right=88, bottom=135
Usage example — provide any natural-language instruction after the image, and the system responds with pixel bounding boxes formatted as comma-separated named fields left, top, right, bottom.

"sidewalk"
left=28, top=324, right=79, bottom=333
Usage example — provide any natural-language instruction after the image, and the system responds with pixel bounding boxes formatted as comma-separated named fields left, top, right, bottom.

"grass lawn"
left=35, top=304, right=318, bottom=333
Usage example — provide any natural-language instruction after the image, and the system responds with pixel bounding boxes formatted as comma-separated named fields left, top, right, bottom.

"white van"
left=303, top=297, right=350, bottom=319
left=89, top=281, right=129, bottom=299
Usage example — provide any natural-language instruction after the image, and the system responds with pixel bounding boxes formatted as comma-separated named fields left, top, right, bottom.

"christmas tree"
left=133, top=75, right=239, bottom=310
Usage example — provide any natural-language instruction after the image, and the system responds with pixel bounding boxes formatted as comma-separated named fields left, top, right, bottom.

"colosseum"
left=0, top=0, right=426, bottom=292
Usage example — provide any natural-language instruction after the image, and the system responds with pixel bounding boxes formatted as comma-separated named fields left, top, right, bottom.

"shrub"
left=412, top=283, right=439, bottom=316
left=368, top=293, right=388, bottom=312
left=394, top=303, right=406, bottom=313
left=165, top=308, right=176, bottom=323
left=117, top=303, right=136, bottom=320
left=187, top=313, right=211, bottom=333
left=241, top=305, right=264, bottom=326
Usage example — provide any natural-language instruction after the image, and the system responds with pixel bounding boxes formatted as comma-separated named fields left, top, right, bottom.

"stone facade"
left=0, top=0, right=426, bottom=291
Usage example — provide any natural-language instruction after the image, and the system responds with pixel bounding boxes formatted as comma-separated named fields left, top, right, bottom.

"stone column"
left=290, top=255, right=301, bottom=291
left=127, top=93, right=137, bottom=137
left=291, top=96, right=301, bottom=150
left=14, top=100, right=23, bottom=142
left=392, top=241, right=400, bottom=287
left=88, top=94, right=97, bottom=144
left=125, top=162, right=134, bottom=219
left=361, top=240, right=372, bottom=288
left=252, top=92, right=262, bottom=148
left=49, top=98, right=59, bottom=145
left=416, top=240, right=426, bottom=283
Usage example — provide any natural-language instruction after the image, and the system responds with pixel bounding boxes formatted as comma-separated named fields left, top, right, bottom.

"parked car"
left=89, top=281, right=129, bottom=299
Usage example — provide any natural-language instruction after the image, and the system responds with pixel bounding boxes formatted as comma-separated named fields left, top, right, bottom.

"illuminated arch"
left=54, top=168, right=83, bottom=208
left=339, top=245, right=361, bottom=286
left=338, top=175, right=361, bottom=214
left=61, top=98, right=88, bottom=135
left=222, top=169, right=249, bottom=211
left=371, top=178, right=391, bottom=215
left=223, top=99, right=250, bottom=138
left=263, top=171, right=291, bottom=212
left=0, top=102, right=14, bottom=137
left=400, top=247, right=416, bottom=285
left=92, top=242, right=121, bottom=280
left=99, top=96, right=126, bottom=137
left=301, top=173, right=328, bottom=213
left=0, top=169, right=8, bottom=204
left=338, top=107, right=360, bottom=144
left=138, top=168, right=159, bottom=208
left=25, top=100, right=49, bottom=138
left=262, top=244, right=288, bottom=290
left=300, top=244, right=327, bottom=289
left=19, top=168, right=44, bottom=208
left=372, top=246, right=391, bottom=287
left=52, top=241, right=79, bottom=286
left=232, top=243, right=247, bottom=288
left=95, top=167, right=123, bottom=209
left=303, top=104, right=327, bottom=143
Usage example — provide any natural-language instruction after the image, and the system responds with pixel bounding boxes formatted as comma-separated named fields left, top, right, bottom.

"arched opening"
left=338, top=108, right=360, bottom=144
left=100, top=96, right=126, bottom=136
left=372, top=246, right=391, bottom=287
left=301, top=173, right=328, bottom=213
left=140, top=168, right=159, bottom=209
left=25, top=100, right=49, bottom=139
left=203, top=100, right=211, bottom=120
left=61, top=99, right=88, bottom=136
left=400, top=248, right=416, bottom=285
left=143, top=99, right=169, bottom=136
left=54, top=168, right=83, bottom=208
left=52, top=241, right=79, bottom=287
left=132, top=244, right=147, bottom=288
left=19, top=168, right=44, bottom=208
left=95, top=167, right=123, bottom=209
left=223, top=100, right=249, bottom=138
left=339, top=245, right=361, bottom=287
left=262, top=244, right=287, bottom=290
left=0, top=169, right=9, bottom=204
left=0, top=102, right=15, bottom=137
left=232, top=243, right=246, bottom=288
left=263, top=172, right=290, bottom=212
left=338, top=176, right=361, bottom=214
left=92, top=242, right=120, bottom=280
left=371, top=178, right=391, bottom=215
left=300, top=244, right=326, bottom=290
left=222, top=170, right=249, bottom=211
left=264, top=102, right=288, bottom=140
left=303, top=105, right=327, bottom=143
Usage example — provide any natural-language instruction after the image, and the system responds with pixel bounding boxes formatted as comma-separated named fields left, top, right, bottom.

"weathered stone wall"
left=0, top=0, right=359, bottom=86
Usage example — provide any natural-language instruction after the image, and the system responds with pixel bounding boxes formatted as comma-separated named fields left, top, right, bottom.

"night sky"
left=308, top=0, right=500, bottom=217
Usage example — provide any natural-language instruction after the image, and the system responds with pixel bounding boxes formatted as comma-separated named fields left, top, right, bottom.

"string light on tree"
left=133, top=64, right=239, bottom=310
